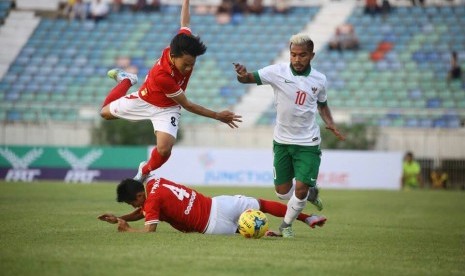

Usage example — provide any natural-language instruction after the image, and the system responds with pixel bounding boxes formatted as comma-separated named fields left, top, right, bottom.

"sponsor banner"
left=318, top=151, right=402, bottom=190
left=0, top=168, right=136, bottom=182
left=0, top=146, right=146, bottom=168
left=0, top=145, right=403, bottom=189
left=155, top=147, right=274, bottom=186
left=156, top=147, right=403, bottom=190
left=0, top=146, right=146, bottom=183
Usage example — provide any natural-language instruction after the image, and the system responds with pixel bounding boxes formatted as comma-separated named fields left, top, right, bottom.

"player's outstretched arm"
left=172, top=93, right=242, bottom=128
left=318, top=104, right=345, bottom=141
left=97, top=208, right=144, bottom=224
left=180, top=0, right=190, bottom=28
left=233, top=63, right=256, bottom=84
left=117, top=219, right=158, bottom=233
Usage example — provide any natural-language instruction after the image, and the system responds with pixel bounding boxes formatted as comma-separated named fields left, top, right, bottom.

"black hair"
left=116, top=178, right=144, bottom=203
left=170, top=33, right=207, bottom=58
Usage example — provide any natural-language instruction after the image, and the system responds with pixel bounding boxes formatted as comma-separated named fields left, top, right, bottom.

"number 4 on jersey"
left=163, top=184, right=190, bottom=200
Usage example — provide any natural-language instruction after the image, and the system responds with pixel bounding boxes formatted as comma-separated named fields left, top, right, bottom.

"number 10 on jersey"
left=295, top=91, right=307, bottom=105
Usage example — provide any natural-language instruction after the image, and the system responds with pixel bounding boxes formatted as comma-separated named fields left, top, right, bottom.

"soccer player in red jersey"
left=99, top=0, right=242, bottom=182
left=98, top=174, right=327, bottom=236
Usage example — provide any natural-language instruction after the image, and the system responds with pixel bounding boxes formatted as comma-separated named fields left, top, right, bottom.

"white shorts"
left=109, top=91, right=181, bottom=138
left=204, top=195, right=260, bottom=235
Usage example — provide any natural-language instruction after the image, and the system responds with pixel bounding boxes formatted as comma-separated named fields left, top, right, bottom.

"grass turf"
left=0, top=181, right=464, bottom=276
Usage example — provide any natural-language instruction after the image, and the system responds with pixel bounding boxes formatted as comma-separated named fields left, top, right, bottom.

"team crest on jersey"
left=312, top=87, right=318, bottom=94
left=141, top=88, right=147, bottom=96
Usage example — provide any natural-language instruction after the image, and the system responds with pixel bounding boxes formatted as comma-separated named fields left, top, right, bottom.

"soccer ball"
left=238, top=209, right=269, bottom=239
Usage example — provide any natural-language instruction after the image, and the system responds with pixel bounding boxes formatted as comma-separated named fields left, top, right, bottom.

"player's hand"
left=233, top=63, right=248, bottom=78
left=326, top=125, right=345, bottom=141
left=98, top=213, right=118, bottom=224
left=117, top=218, right=130, bottom=232
left=216, top=110, right=242, bottom=128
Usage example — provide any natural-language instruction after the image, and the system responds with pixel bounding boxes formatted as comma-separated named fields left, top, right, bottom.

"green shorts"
left=273, top=140, right=322, bottom=187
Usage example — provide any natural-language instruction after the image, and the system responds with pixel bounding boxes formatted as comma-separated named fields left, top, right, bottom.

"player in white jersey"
left=233, top=33, right=345, bottom=238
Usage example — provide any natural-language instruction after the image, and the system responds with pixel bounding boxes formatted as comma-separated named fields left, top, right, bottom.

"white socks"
left=283, top=193, right=307, bottom=225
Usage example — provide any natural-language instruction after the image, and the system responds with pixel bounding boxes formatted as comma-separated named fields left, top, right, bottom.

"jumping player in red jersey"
left=98, top=173, right=327, bottom=236
left=99, top=0, right=242, bottom=183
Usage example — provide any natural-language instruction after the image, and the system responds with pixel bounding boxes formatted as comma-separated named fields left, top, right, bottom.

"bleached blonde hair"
left=289, top=33, right=314, bottom=51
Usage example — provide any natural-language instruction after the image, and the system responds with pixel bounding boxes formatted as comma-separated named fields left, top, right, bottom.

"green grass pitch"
left=0, top=181, right=464, bottom=276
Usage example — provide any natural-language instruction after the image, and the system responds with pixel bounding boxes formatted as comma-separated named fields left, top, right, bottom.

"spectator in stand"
left=232, top=0, right=249, bottom=14
left=401, top=151, right=423, bottom=190
left=133, top=0, right=161, bottom=12
left=65, top=0, right=87, bottom=21
left=89, top=0, right=109, bottom=23
left=411, top=0, right=425, bottom=6
left=148, top=0, right=161, bottom=12
left=328, top=24, right=359, bottom=51
left=249, top=0, right=264, bottom=15
left=111, top=0, right=123, bottom=13
left=447, top=51, right=462, bottom=82
left=430, top=167, right=448, bottom=189
left=216, top=0, right=233, bottom=24
left=380, top=0, right=391, bottom=16
left=364, top=0, right=379, bottom=16
left=273, top=0, right=290, bottom=14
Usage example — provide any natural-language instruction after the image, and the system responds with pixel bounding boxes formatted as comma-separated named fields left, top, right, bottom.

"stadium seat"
left=1, top=5, right=463, bottom=127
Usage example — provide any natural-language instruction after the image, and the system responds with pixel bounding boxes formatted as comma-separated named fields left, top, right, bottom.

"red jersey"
left=143, top=177, right=212, bottom=233
left=138, top=27, right=193, bottom=107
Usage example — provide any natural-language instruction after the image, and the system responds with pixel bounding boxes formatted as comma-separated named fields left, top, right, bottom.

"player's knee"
left=156, top=146, right=172, bottom=157
left=275, top=184, right=292, bottom=200
left=294, top=187, right=309, bottom=200
left=275, top=192, right=291, bottom=200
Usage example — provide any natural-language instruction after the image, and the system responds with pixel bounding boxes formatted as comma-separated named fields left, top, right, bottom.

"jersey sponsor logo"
left=184, top=190, right=196, bottom=215
left=141, top=88, right=147, bottom=96
left=312, top=137, right=319, bottom=142
left=150, top=178, right=161, bottom=194
left=0, top=148, right=43, bottom=182
left=312, top=87, right=318, bottom=94
left=58, top=149, right=102, bottom=183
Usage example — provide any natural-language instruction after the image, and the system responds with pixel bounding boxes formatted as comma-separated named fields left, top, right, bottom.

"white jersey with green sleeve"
left=253, top=63, right=328, bottom=146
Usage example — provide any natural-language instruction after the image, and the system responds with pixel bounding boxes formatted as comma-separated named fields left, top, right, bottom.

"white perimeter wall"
left=153, top=147, right=403, bottom=189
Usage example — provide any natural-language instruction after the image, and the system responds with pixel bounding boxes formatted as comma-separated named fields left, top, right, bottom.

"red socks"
left=258, top=199, right=310, bottom=222
left=101, top=79, right=132, bottom=108
left=142, top=147, right=171, bottom=175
